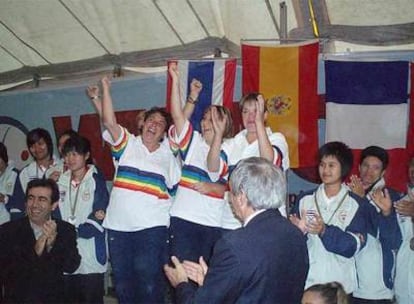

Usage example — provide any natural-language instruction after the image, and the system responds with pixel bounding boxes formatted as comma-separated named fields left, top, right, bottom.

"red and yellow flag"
left=242, top=40, right=319, bottom=169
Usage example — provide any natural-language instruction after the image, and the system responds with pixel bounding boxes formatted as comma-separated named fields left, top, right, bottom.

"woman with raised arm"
left=207, top=92, right=290, bottom=230
left=167, top=63, right=233, bottom=269
left=88, top=76, right=181, bottom=304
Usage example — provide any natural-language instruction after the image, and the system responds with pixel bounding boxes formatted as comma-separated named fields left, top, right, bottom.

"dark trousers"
left=168, top=217, right=223, bottom=303
left=108, top=227, right=168, bottom=304
left=169, top=217, right=223, bottom=264
left=63, top=273, right=105, bottom=304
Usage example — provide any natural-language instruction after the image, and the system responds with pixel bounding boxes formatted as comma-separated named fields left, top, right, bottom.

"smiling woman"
left=290, top=141, right=367, bottom=294
left=91, top=75, right=181, bottom=303
left=141, top=108, right=170, bottom=152
left=0, top=142, right=25, bottom=224
left=166, top=63, right=233, bottom=279
left=19, top=128, right=57, bottom=193
left=55, top=134, right=110, bottom=304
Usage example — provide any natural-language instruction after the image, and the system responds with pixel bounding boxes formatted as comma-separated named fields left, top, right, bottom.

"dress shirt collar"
left=243, top=209, right=266, bottom=227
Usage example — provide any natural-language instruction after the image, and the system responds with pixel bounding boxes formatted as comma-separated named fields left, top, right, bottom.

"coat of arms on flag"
left=241, top=40, right=320, bottom=170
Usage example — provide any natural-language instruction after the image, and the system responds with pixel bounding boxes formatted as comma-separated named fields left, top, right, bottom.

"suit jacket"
left=0, top=217, right=81, bottom=303
left=176, top=209, right=309, bottom=304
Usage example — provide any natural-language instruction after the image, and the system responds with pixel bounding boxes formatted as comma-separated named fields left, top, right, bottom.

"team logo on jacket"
left=6, top=182, right=13, bottom=193
left=338, top=210, right=347, bottom=223
left=82, top=190, right=91, bottom=201
left=305, top=209, right=317, bottom=223
left=59, top=190, right=66, bottom=202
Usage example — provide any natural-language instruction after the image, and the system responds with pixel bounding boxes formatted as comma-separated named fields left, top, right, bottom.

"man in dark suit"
left=0, top=178, right=81, bottom=303
left=165, top=157, right=309, bottom=303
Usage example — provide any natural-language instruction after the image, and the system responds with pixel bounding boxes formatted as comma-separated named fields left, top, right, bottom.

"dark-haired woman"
left=57, top=135, right=109, bottom=304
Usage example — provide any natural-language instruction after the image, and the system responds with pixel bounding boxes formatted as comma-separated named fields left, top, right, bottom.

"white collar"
left=243, top=209, right=266, bottom=227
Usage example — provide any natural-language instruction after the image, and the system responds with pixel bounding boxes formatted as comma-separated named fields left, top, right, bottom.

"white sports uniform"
left=57, top=165, right=109, bottom=274
left=220, top=127, right=290, bottom=229
left=292, top=184, right=366, bottom=294
left=394, top=188, right=414, bottom=304
left=102, top=126, right=181, bottom=232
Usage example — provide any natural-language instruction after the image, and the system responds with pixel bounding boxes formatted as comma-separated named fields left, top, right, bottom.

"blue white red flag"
left=325, top=60, right=412, bottom=191
left=166, top=59, right=237, bottom=131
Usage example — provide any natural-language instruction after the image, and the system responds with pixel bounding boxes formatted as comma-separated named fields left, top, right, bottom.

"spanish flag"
left=242, top=40, right=319, bottom=169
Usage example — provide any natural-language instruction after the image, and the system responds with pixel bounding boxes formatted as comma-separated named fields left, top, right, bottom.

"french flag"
left=325, top=60, right=413, bottom=191
left=166, top=59, right=237, bottom=131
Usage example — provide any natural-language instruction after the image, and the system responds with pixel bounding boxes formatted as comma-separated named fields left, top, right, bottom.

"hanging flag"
left=325, top=60, right=412, bottom=192
left=166, top=59, right=237, bottom=131
left=241, top=40, right=319, bottom=169
left=408, top=62, right=414, bottom=156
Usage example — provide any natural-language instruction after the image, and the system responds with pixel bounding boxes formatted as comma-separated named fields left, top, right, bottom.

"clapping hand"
left=182, top=256, right=208, bottom=286
left=211, top=107, right=227, bottom=138
left=394, top=199, right=414, bottom=217
left=164, top=256, right=189, bottom=288
left=305, top=213, right=326, bottom=236
left=34, top=219, right=57, bottom=256
left=254, top=94, right=266, bottom=126
left=348, top=175, right=365, bottom=197
left=371, top=188, right=392, bottom=216
left=289, top=214, right=307, bottom=234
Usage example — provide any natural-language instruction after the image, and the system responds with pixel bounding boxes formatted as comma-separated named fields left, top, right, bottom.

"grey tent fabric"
left=0, top=0, right=413, bottom=89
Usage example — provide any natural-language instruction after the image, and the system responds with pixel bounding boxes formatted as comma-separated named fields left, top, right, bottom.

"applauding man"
left=165, top=157, right=308, bottom=304
left=0, top=179, right=81, bottom=303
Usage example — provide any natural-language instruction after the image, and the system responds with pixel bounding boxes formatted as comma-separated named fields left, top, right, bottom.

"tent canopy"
left=1, top=0, right=414, bottom=90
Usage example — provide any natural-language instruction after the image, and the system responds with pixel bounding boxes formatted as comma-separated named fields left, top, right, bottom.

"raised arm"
left=169, top=63, right=202, bottom=135
left=100, top=76, right=122, bottom=142
left=86, top=85, right=103, bottom=118
left=169, top=63, right=186, bottom=135
left=183, top=79, right=202, bottom=120
left=255, top=94, right=274, bottom=162
left=207, top=107, right=226, bottom=172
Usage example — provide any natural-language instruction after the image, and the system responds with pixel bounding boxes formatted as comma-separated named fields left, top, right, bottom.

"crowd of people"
left=0, top=63, right=413, bottom=304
